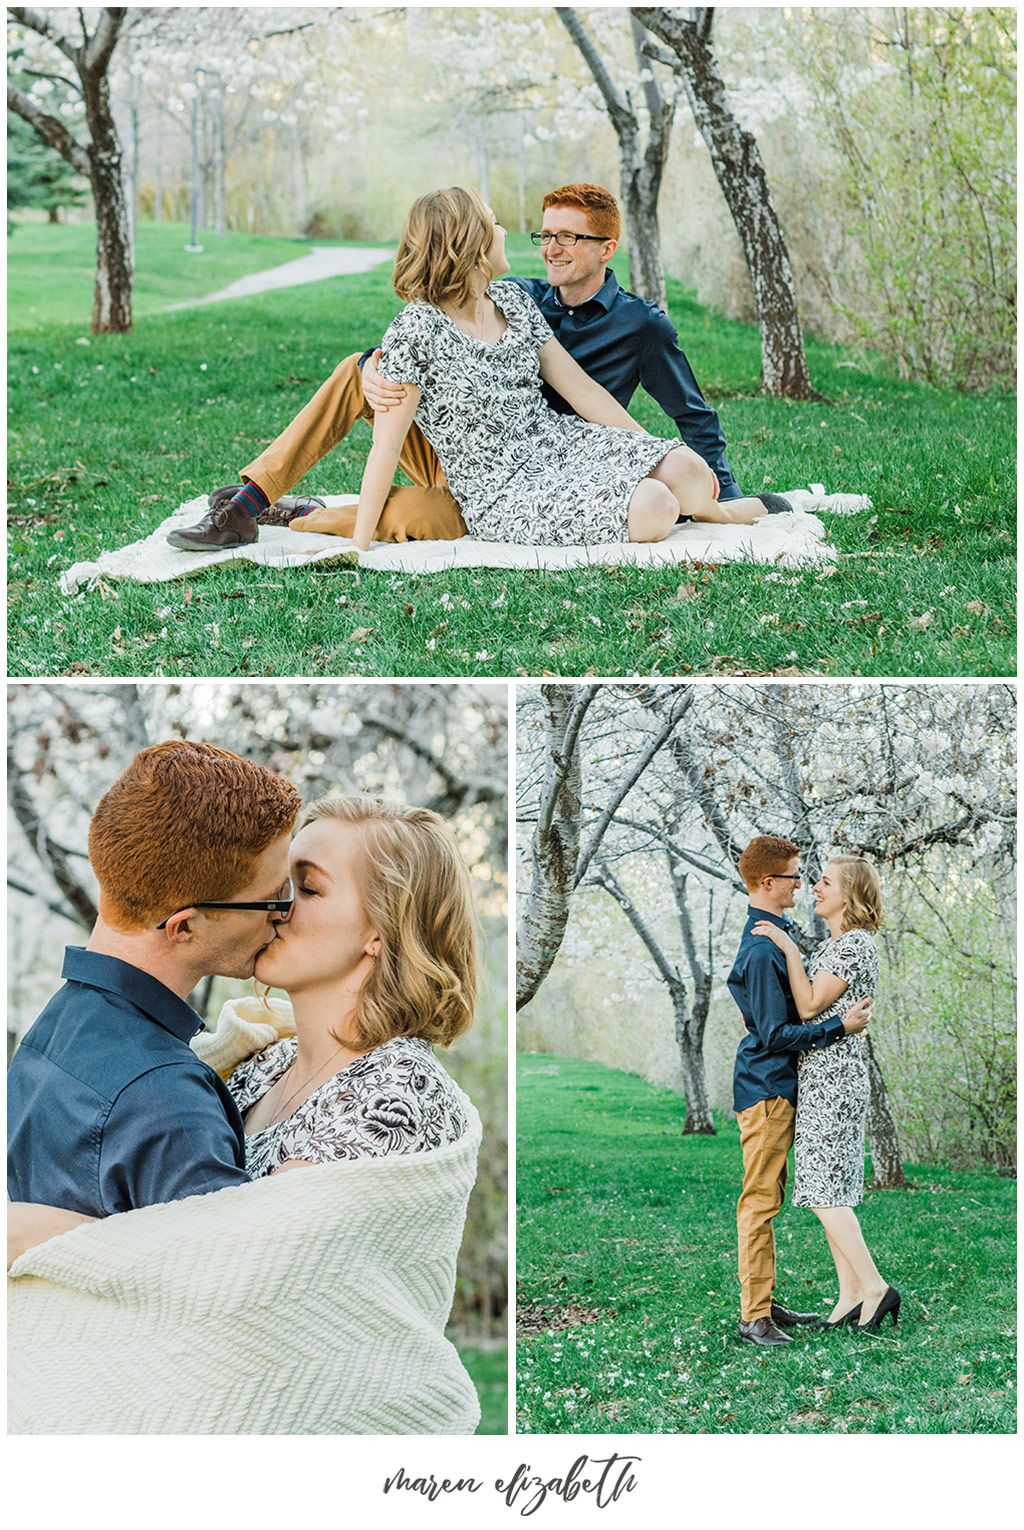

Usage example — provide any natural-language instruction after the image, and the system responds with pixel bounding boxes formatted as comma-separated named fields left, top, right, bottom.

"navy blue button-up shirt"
left=729, top=908, right=846, bottom=1113
left=7, top=947, right=250, bottom=1218
left=507, top=269, right=740, bottom=498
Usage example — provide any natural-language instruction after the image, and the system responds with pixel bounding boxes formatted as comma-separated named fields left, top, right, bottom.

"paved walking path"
left=166, top=244, right=394, bottom=309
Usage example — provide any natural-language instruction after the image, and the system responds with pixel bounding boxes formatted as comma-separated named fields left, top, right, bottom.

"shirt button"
left=567, top=309, right=574, bottom=314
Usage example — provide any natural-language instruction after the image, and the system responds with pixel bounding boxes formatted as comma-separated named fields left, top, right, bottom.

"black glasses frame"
left=156, top=878, right=294, bottom=930
left=530, top=231, right=608, bottom=247
left=769, top=873, right=802, bottom=881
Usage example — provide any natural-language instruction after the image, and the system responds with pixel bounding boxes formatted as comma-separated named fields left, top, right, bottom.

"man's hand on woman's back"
left=363, top=350, right=409, bottom=413
left=842, top=996, right=874, bottom=1034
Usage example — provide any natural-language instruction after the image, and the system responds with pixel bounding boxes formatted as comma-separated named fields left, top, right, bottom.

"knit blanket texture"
left=8, top=1095, right=481, bottom=1434
left=58, top=486, right=870, bottom=593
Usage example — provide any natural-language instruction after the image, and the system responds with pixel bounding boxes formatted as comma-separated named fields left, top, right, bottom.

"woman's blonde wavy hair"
left=300, top=794, right=478, bottom=1049
left=393, top=187, right=495, bottom=310
left=831, top=856, right=885, bottom=933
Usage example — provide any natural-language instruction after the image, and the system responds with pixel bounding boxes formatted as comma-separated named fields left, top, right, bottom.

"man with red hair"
left=728, top=836, right=872, bottom=1347
left=173, top=183, right=752, bottom=549
left=7, top=742, right=300, bottom=1219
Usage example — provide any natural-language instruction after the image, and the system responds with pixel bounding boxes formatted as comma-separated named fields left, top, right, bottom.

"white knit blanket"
left=58, top=486, right=869, bottom=593
left=8, top=1101, right=482, bottom=1435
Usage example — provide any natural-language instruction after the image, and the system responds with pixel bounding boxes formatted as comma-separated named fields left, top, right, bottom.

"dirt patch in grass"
left=517, top=1300, right=615, bottom=1338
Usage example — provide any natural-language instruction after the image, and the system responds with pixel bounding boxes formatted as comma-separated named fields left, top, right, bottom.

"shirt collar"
left=543, top=267, right=620, bottom=313
left=745, top=906, right=792, bottom=931
left=61, top=947, right=205, bottom=1042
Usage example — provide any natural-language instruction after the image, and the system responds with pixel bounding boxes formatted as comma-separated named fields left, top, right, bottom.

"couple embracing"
left=171, top=183, right=792, bottom=555
left=8, top=741, right=482, bottom=1434
left=730, top=835, right=900, bottom=1345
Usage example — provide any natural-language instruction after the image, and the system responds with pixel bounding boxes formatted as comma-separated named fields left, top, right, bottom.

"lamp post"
left=185, top=67, right=204, bottom=252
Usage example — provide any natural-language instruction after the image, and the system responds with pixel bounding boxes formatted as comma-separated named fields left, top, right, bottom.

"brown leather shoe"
left=204, top=484, right=325, bottom=527
left=166, top=497, right=258, bottom=550
left=771, top=1300, right=826, bottom=1329
left=259, top=494, right=326, bottom=526
left=738, top=1316, right=792, bottom=1346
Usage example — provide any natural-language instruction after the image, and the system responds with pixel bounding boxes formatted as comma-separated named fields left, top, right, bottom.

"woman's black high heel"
left=856, top=1286, right=901, bottom=1330
left=824, top=1303, right=862, bottom=1330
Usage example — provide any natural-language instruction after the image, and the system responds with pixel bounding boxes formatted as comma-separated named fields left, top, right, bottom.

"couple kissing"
left=730, top=835, right=900, bottom=1345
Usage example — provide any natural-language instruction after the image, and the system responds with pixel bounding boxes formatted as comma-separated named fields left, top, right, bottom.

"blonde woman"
left=753, top=858, right=900, bottom=1332
left=229, top=793, right=476, bottom=1170
left=353, top=186, right=778, bottom=552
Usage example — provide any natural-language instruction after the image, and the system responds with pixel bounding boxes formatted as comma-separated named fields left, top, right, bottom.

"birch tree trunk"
left=635, top=6, right=819, bottom=398
left=592, top=857, right=716, bottom=1134
left=7, top=7, right=132, bottom=334
left=516, top=685, right=598, bottom=1011
left=556, top=7, right=675, bottom=310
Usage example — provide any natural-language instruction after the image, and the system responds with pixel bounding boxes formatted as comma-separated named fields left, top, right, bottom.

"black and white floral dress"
left=376, top=280, right=682, bottom=546
left=227, top=1035, right=468, bottom=1179
left=793, top=928, right=880, bottom=1208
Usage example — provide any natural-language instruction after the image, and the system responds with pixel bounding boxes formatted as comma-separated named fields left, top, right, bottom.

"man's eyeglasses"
left=156, top=878, right=294, bottom=930
left=530, top=231, right=608, bottom=248
left=769, top=874, right=802, bottom=882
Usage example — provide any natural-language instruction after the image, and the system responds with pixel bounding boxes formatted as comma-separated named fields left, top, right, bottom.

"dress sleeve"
left=818, top=930, right=878, bottom=991
left=377, top=305, right=433, bottom=388
left=498, top=280, right=554, bottom=351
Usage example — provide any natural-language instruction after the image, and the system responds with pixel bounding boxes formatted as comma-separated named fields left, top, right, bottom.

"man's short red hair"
left=542, top=183, right=620, bottom=242
left=738, top=835, right=801, bottom=893
left=88, top=740, right=300, bottom=931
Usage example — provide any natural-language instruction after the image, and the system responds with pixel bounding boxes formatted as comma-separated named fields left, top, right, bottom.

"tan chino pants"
left=238, top=353, right=469, bottom=543
left=736, top=1096, right=796, bottom=1321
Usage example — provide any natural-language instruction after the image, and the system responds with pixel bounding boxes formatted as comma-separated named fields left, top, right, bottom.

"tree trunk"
left=620, top=145, right=668, bottom=311
left=556, top=7, right=673, bottom=310
left=517, top=113, right=528, bottom=233
left=672, top=993, right=715, bottom=1133
left=635, top=7, right=819, bottom=398
left=154, top=140, right=163, bottom=223
left=89, top=134, right=133, bottom=333
left=213, top=85, right=227, bottom=236
left=864, top=1036, right=909, bottom=1189
left=516, top=685, right=598, bottom=1010
left=7, top=8, right=132, bottom=334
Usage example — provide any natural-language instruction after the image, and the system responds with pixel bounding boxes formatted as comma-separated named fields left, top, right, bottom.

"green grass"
left=516, top=1053, right=1016, bottom=1434
left=457, top=1341, right=509, bottom=1434
left=7, top=225, right=1015, bottom=678
left=7, top=220, right=329, bottom=330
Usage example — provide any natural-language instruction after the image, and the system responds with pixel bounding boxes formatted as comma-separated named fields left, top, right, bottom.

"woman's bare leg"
left=813, top=1206, right=888, bottom=1321
left=627, top=478, right=678, bottom=543
left=649, top=447, right=775, bottom=525
left=817, top=1217, right=865, bottom=1321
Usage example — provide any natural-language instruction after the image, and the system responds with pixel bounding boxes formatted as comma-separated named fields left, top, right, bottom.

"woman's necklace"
left=444, top=292, right=492, bottom=341
left=270, top=1042, right=351, bottom=1124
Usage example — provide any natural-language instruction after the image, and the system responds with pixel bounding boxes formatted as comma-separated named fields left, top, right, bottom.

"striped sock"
left=231, top=481, right=271, bottom=519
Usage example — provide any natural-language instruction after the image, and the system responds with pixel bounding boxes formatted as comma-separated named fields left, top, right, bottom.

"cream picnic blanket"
left=59, top=486, right=870, bottom=593
left=8, top=1052, right=482, bottom=1435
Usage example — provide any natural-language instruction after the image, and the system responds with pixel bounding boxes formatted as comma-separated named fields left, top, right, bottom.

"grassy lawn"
left=7, top=225, right=1015, bottom=679
left=7, top=220, right=326, bottom=330
left=516, top=1053, right=1016, bottom=1435
left=457, top=1340, right=509, bottom=1434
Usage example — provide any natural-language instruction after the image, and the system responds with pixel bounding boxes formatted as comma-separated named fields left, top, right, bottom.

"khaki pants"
left=736, top=1096, right=796, bottom=1321
left=239, top=353, right=469, bottom=543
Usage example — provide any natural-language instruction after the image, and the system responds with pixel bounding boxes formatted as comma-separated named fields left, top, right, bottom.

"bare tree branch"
left=6, top=81, right=91, bottom=173
left=573, top=690, right=694, bottom=889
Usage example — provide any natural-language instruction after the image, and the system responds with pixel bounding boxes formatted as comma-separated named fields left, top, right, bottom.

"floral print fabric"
left=377, top=280, right=682, bottom=546
left=227, top=1035, right=468, bottom=1180
left=793, top=928, right=880, bottom=1208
